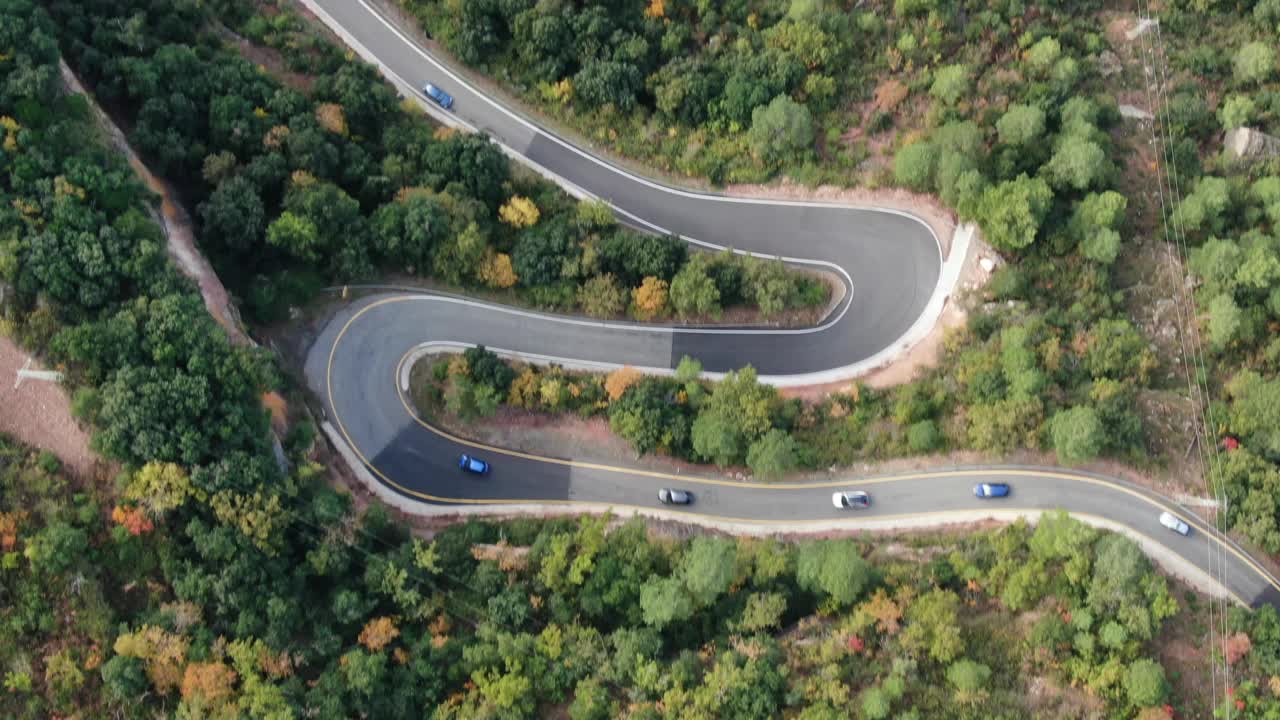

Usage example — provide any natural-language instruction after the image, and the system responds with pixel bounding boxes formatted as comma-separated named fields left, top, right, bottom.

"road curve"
left=298, top=1, right=1280, bottom=607
left=305, top=293, right=1280, bottom=608
left=306, top=0, right=946, bottom=383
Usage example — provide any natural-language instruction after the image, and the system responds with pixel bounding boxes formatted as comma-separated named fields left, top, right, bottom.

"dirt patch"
left=1157, top=586, right=1222, bottom=719
left=0, top=335, right=102, bottom=481
left=218, top=26, right=315, bottom=93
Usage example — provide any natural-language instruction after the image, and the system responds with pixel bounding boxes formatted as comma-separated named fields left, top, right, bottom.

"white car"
left=832, top=491, right=870, bottom=509
left=1159, top=511, right=1191, bottom=536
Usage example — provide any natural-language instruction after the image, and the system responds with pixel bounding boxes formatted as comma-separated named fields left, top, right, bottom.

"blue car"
left=423, top=82, right=454, bottom=110
left=974, top=482, right=1010, bottom=498
left=458, top=454, right=489, bottom=475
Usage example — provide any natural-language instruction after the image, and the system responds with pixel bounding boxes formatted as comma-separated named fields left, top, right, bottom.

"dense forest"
left=37, top=0, right=821, bottom=326
left=2, top=0, right=1280, bottom=716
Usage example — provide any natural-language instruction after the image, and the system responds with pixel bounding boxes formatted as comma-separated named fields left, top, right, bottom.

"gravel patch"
left=0, top=336, right=99, bottom=480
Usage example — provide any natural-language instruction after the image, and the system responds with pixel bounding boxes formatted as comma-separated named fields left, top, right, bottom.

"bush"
left=1050, top=406, right=1104, bottom=465
left=907, top=420, right=942, bottom=453
left=748, top=95, right=815, bottom=167
left=1233, top=41, right=1276, bottom=85
left=578, top=274, right=627, bottom=318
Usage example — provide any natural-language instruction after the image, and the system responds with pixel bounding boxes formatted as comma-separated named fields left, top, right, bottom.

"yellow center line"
left=324, top=294, right=1280, bottom=599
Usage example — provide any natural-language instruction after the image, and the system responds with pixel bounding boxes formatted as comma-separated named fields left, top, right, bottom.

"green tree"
left=1044, top=135, right=1109, bottom=191
left=600, top=232, right=688, bottom=286
left=1089, top=535, right=1172, bottom=642
left=23, top=521, right=88, bottom=576
left=860, top=687, right=892, bottom=719
left=640, top=576, right=693, bottom=629
left=907, top=420, right=942, bottom=453
left=371, top=192, right=451, bottom=274
left=1206, top=293, right=1243, bottom=350
left=894, top=141, right=937, bottom=191
left=1050, top=406, right=1104, bottom=465
left=796, top=539, right=876, bottom=605
left=575, top=198, right=616, bottom=230
left=609, top=378, right=690, bottom=455
left=200, top=176, right=265, bottom=251
left=1233, top=41, right=1275, bottom=84
left=748, top=95, right=815, bottom=166
left=735, top=592, right=788, bottom=632
left=692, top=366, right=778, bottom=465
left=681, top=536, right=737, bottom=606
left=902, top=589, right=964, bottom=663
left=946, top=660, right=992, bottom=704
left=1029, top=509, right=1097, bottom=584
left=929, top=64, right=971, bottom=105
left=1226, top=371, right=1280, bottom=455
left=669, top=256, right=722, bottom=319
left=574, top=59, right=642, bottom=111
left=100, top=656, right=148, bottom=705
left=997, top=104, right=1046, bottom=146
left=514, top=222, right=575, bottom=287
left=1024, top=37, right=1061, bottom=75
left=1219, top=94, right=1256, bottom=130
left=432, top=221, right=489, bottom=285
left=266, top=211, right=321, bottom=263
left=746, top=429, right=799, bottom=479
left=1124, top=659, right=1169, bottom=707
left=568, top=676, right=611, bottom=720
left=444, top=376, right=500, bottom=419
left=975, top=175, right=1053, bottom=252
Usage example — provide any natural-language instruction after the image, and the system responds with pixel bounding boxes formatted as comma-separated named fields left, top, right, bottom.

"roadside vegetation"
left=36, top=0, right=823, bottom=327
left=1139, top=3, right=1280, bottom=556
left=1, top=0, right=1279, bottom=716
left=412, top=342, right=1151, bottom=479
left=0, top=420, right=1244, bottom=718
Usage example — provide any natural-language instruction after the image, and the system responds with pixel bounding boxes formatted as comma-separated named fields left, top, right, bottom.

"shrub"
left=499, top=195, right=541, bottom=228
left=578, top=273, right=627, bottom=318
left=907, top=420, right=942, bottom=452
left=631, top=277, right=670, bottom=320
left=1050, top=406, right=1104, bottom=466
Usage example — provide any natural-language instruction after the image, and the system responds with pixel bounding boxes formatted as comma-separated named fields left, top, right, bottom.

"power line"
left=1128, top=5, right=1233, bottom=715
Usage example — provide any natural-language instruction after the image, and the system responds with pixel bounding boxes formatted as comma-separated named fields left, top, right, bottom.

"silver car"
left=832, top=491, right=871, bottom=509
left=1159, top=511, right=1191, bottom=536
left=658, top=488, right=692, bottom=505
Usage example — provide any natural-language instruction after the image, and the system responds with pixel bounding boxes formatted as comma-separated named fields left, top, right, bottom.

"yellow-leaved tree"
left=478, top=252, right=518, bottom=288
left=499, top=195, right=540, bottom=228
left=631, top=276, right=669, bottom=320
left=315, top=103, right=349, bottom=136
left=605, top=366, right=643, bottom=401
left=359, top=617, right=401, bottom=652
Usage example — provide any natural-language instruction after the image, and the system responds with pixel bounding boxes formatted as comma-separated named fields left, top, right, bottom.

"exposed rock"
left=1225, top=126, right=1280, bottom=161
left=1126, top=17, right=1158, bottom=40
left=979, top=257, right=996, bottom=273
left=1098, top=50, right=1123, bottom=77
left=1119, top=104, right=1154, bottom=121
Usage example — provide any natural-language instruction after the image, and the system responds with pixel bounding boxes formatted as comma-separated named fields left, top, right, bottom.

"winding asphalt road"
left=300, top=0, right=1280, bottom=607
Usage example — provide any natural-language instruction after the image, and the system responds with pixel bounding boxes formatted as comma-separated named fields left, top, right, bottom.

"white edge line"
left=301, top=0, right=969, bottom=384
left=319, top=421, right=1245, bottom=605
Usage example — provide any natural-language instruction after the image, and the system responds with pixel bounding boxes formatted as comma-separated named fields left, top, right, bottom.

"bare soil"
left=0, top=335, right=101, bottom=481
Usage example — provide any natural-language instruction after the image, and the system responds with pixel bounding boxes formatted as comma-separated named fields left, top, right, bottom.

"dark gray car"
left=658, top=488, right=693, bottom=505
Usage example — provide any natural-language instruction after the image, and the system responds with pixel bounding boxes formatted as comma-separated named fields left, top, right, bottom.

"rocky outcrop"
left=1225, top=127, right=1280, bottom=161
